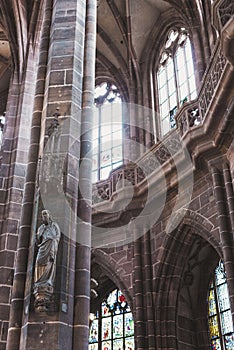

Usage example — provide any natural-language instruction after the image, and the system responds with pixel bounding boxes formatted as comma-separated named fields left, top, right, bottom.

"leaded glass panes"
left=125, top=337, right=134, bottom=349
left=208, top=261, right=234, bottom=349
left=209, top=316, right=220, bottom=339
left=92, top=83, right=123, bottom=182
left=220, top=311, right=233, bottom=334
left=90, top=344, right=99, bottom=350
left=225, top=334, right=234, bottom=349
left=113, top=315, right=123, bottom=338
left=90, top=319, right=99, bottom=343
left=211, top=338, right=222, bottom=350
left=217, top=284, right=231, bottom=312
left=102, top=341, right=111, bottom=350
left=89, top=289, right=134, bottom=349
left=125, top=314, right=134, bottom=337
left=102, top=302, right=111, bottom=317
left=102, top=318, right=111, bottom=340
left=208, top=289, right=217, bottom=317
left=157, top=28, right=197, bottom=136
left=113, top=339, right=123, bottom=350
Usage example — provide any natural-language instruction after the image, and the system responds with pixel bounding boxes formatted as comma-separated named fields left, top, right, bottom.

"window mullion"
left=213, top=282, right=225, bottom=350
left=165, top=62, right=170, bottom=118
left=183, top=42, right=190, bottom=101
left=172, top=50, right=180, bottom=109
left=98, top=304, right=101, bottom=350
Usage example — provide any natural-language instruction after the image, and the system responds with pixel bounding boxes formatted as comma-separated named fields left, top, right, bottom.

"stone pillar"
left=73, top=0, right=97, bottom=349
left=211, top=162, right=234, bottom=320
left=132, top=221, right=145, bottom=350
left=143, top=229, right=155, bottom=350
left=0, top=17, right=41, bottom=350
left=5, top=2, right=53, bottom=349
left=6, top=0, right=89, bottom=349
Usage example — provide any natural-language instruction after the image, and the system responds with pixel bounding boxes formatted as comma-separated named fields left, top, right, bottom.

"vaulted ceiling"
left=0, top=0, right=203, bottom=97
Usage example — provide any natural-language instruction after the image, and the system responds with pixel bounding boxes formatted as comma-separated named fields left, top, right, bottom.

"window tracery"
left=89, top=288, right=134, bottom=350
left=92, top=83, right=123, bottom=183
left=208, top=261, right=234, bottom=349
left=157, top=27, right=197, bottom=136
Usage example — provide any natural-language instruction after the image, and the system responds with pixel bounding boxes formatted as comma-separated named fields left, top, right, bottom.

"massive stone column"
left=5, top=0, right=97, bottom=349
left=73, top=0, right=96, bottom=348
left=0, top=8, right=42, bottom=350
left=211, top=161, right=234, bottom=320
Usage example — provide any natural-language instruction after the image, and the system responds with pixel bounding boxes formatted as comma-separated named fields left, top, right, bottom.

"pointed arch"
left=154, top=209, right=221, bottom=349
left=91, top=248, right=133, bottom=312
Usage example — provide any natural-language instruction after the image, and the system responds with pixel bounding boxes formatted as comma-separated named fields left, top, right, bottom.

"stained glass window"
left=157, top=28, right=197, bottom=136
left=92, top=83, right=123, bottom=183
left=208, top=261, right=234, bottom=349
left=89, top=289, right=134, bottom=350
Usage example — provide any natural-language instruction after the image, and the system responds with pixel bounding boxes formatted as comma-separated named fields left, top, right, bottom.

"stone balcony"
left=92, top=0, right=234, bottom=209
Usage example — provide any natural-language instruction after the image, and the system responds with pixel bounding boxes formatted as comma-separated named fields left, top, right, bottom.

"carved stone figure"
left=33, top=210, right=60, bottom=311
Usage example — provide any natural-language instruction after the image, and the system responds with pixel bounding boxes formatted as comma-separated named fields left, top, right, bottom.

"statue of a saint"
left=33, top=210, right=60, bottom=310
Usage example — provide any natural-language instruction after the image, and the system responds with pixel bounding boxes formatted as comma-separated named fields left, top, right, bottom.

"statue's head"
left=41, top=210, right=51, bottom=225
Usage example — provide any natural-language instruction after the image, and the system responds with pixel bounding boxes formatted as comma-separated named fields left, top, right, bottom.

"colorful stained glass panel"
left=209, top=315, right=220, bottom=339
left=89, top=344, right=98, bottom=350
left=215, top=263, right=226, bottom=285
left=89, top=319, right=98, bottom=343
left=211, top=338, right=221, bottom=350
left=117, top=290, right=127, bottom=308
left=220, top=310, right=233, bottom=334
left=125, top=337, right=134, bottom=350
left=113, top=315, right=123, bottom=338
left=113, top=338, right=123, bottom=350
left=217, top=283, right=231, bottom=311
left=125, top=313, right=134, bottom=336
left=102, top=341, right=111, bottom=350
left=225, top=334, right=234, bottom=349
left=107, top=290, right=117, bottom=311
left=102, top=302, right=111, bottom=317
left=102, top=317, right=111, bottom=340
left=208, top=288, right=216, bottom=316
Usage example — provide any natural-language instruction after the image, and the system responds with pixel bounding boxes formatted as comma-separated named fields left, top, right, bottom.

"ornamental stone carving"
left=33, top=210, right=61, bottom=312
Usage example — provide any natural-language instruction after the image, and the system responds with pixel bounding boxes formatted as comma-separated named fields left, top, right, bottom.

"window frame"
left=92, top=82, right=123, bottom=183
left=208, top=260, right=234, bottom=350
left=156, top=27, right=197, bottom=136
left=89, top=288, right=134, bottom=350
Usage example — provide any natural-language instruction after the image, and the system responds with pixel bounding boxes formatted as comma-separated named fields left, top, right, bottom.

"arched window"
left=208, top=260, right=234, bottom=349
left=89, top=288, right=134, bottom=349
left=92, top=83, right=123, bottom=183
left=157, top=28, right=197, bottom=136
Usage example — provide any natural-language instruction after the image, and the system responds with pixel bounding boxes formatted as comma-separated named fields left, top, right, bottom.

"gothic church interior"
left=0, top=0, right=234, bottom=349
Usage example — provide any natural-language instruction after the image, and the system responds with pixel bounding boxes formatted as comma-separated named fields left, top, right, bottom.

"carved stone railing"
left=92, top=2, right=233, bottom=204
left=176, top=43, right=227, bottom=137
left=92, top=131, right=183, bottom=204
left=216, top=0, right=234, bottom=28
left=176, top=101, right=201, bottom=136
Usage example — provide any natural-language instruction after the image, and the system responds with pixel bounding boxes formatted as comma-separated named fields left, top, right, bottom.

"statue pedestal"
left=33, top=284, right=54, bottom=312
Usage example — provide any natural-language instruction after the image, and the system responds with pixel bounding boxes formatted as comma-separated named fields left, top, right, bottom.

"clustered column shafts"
left=143, top=229, right=156, bottom=349
left=211, top=164, right=234, bottom=318
left=133, top=223, right=146, bottom=350
left=6, top=1, right=52, bottom=349
left=222, top=162, right=234, bottom=315
left=73, top=0, right=97, bottom=349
